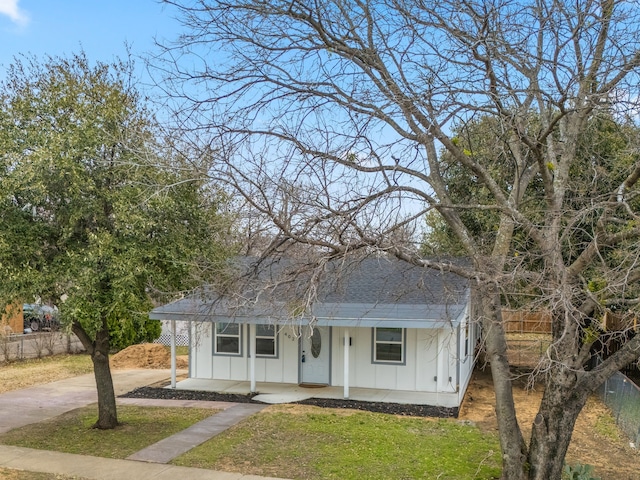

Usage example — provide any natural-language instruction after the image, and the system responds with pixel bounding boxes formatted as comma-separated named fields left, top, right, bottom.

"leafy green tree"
left=421, top=114, right=537, bottom=257
left=107, top=316, right=162, bottom=352
left=424, top=112, right=638, bottom=250
left=422, top=113, right=640, bottom=310
left=0, top=53, right=234, bottom=428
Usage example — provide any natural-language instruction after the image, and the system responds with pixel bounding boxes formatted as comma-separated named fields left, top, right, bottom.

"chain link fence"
left=506, top=339, right=640, bottom=448
left=598, top=372, right=640, bottom=447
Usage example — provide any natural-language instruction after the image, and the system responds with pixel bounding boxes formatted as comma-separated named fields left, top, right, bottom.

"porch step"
left=252, top=392, right=315, bottom=404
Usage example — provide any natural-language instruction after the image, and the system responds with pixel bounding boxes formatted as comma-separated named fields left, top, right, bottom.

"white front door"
left=300, top=326, right=330, bottom=385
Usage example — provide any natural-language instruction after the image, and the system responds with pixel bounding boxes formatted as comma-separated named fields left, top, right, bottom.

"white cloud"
left=0, top=0, right=29, bottom=26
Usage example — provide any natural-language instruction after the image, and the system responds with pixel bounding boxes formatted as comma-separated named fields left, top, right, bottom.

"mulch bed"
left=296, top=397, right=458, bottom=417
left=121, top=386, right=258, bottom=404
left=120, top=386, right=459, bottom=418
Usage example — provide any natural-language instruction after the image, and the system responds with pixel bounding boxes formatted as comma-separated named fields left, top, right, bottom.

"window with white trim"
left=255, top=324, right=277, bottom=357
left=214, top=323, right=241, bottom=355
left=373, top=327, right=405, bottom=364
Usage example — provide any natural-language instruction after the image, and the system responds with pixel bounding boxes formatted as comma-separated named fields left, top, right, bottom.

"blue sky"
left=0, top=0, right=180, bottom=80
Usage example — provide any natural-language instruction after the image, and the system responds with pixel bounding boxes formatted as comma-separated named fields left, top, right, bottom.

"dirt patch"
left=460, top=368, right=640, bottom=480
left=0, top=467, right=88, bottom=479
left=110, top=343, right=188, bottom=370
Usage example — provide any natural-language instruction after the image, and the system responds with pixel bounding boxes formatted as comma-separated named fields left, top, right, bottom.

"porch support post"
left=250, top=323, right=256, bottom=393
left=187, top=320, right=192, bottom=378
left=170, top=319, right=177, bottom=389
left=344, top=329, right=350, bottom=399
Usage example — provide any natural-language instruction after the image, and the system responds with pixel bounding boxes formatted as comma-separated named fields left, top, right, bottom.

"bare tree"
left=157, top=1, right=640, bottom=478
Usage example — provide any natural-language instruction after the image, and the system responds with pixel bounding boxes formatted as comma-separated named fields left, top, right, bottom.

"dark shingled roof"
left=150, top=256, right=470, bottom=329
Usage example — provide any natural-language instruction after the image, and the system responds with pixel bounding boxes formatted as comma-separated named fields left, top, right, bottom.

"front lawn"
left=0, top=402, right=500, bottom=479
left=0, top=354, right=93, bottom=394
left=173, top=404, right=502, bottom=480
left=0, top=405, right=217, bottom=458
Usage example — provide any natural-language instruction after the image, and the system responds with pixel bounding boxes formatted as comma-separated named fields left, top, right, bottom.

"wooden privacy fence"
left=502, top=309, right=552, bottom=334
left=1, top=303, right=23, bottom=335
left=506, top=338, right=550, bottom=367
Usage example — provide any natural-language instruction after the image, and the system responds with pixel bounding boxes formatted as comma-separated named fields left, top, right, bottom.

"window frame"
left=371, top=327, right=406, bottom=365
left=252, top=323, right=278, bottom=358
left=464, top=322, right=470, bottom=357
left=213, top=322, right=243, bottom=356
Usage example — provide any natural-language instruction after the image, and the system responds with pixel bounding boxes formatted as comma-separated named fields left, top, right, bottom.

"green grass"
left=593, top=410, right=621, bottom=440
left=0, top=352, right=502, bottom=479
left=174, top=345, right=189, bottom=356
left=0, top=405, right=218, bottom=459
left=152, top=344, right=188, bottom=356
left=172, top=405, right=502, bottom=480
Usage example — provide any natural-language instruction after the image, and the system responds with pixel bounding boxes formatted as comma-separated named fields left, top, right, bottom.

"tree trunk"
left=72, top=321, right=119, bottom=429
left=527, top=373, right=589, bottom=480
left=91, top=326, right=118, bottom=429
left=480, top=285, right=528, bottom=480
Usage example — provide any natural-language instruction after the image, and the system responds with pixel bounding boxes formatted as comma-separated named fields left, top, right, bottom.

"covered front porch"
left=163, top=319, right=466, bottom=409
left=165, top=377, right=462, bottom=408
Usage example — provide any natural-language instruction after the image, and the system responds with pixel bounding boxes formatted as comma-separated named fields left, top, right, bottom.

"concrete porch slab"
left=166, top=378, right=460, bottom=408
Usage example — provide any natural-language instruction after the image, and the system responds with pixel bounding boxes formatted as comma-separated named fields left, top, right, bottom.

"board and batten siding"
left=192, top=321, right=465, bottom=395
left=331, top=327, right=459, bottom=393
left=190, top=322, right=298, bottom=384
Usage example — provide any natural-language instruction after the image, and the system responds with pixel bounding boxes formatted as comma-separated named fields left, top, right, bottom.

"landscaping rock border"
left=120, top=386, right=459, bottom=418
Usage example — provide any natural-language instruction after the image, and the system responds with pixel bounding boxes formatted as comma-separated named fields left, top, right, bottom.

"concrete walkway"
left=127, top=403, right=267, bottom=463
left=0, top=369, right=289, bottom=480
left=0, top=445, right=285, bottom=479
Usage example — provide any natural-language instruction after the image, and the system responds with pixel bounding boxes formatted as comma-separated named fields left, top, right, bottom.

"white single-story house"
left=150, top=256, right=480, bottom=408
